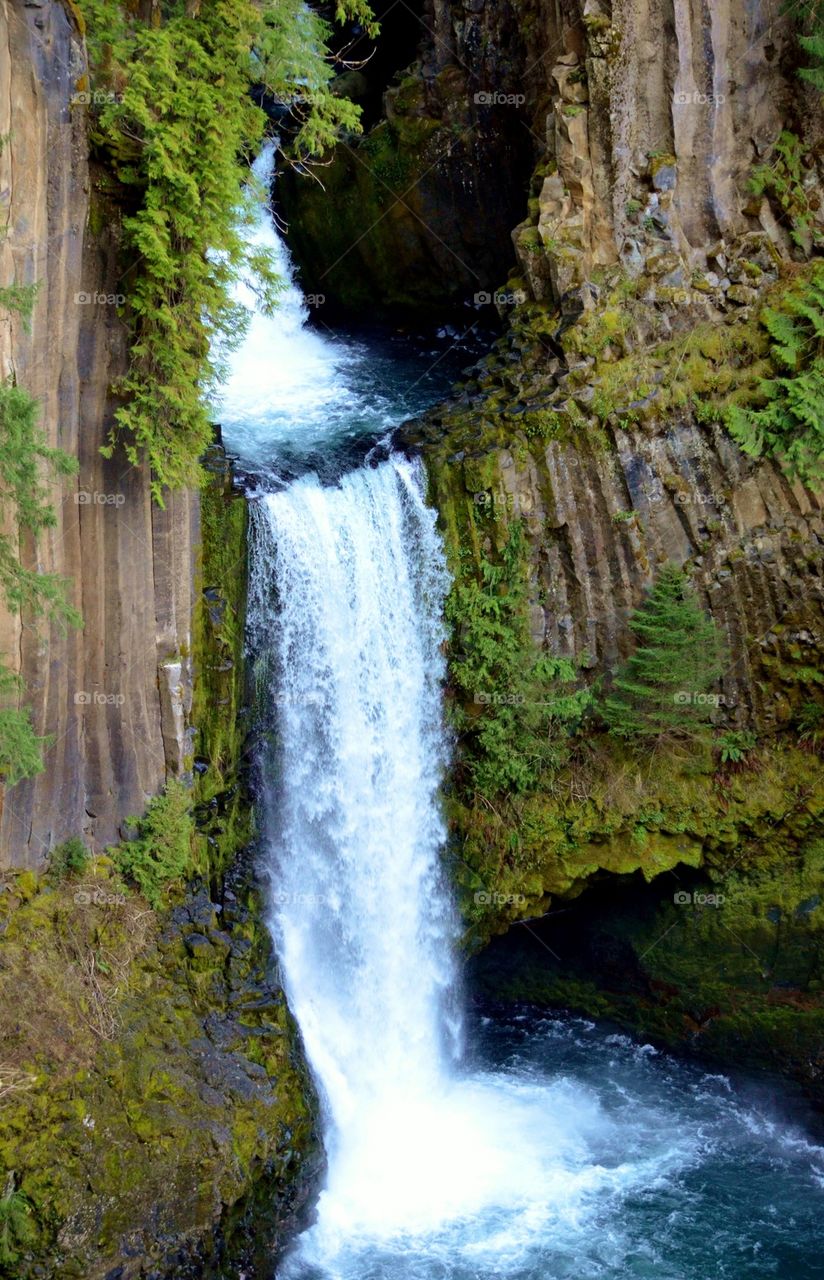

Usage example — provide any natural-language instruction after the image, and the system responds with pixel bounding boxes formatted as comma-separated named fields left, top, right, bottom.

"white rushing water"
left=220, top=145, right=824, bottom=1280
left=210, top=143, right=353, bottom=463
left=212, top=142, right=469, bottom=476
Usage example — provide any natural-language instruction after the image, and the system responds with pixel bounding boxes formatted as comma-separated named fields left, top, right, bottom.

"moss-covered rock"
left=412, top=250, right=824, bottom=1107
left=469, top=831, right=824, bottom=1104
left=0, top=866, right=319, bottom=1279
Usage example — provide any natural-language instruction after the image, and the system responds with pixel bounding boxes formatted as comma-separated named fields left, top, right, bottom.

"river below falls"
left=212, top=142, right=824, bottom=1280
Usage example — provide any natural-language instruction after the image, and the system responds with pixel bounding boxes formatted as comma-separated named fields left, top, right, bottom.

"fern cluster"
left=726, top=262, right=824, bottom=485
left=749, top=131, right=823, bottom=252
left=447, top=522, right=591, bottom=797
left=79, top=0, right=376, bottom=502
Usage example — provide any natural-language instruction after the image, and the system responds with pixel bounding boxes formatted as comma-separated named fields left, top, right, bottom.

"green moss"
left=191, top=449, right=252, bottom=877
left=449, top=740, right=824, bottom=949
left=0, top=868, right=316, bottom=1278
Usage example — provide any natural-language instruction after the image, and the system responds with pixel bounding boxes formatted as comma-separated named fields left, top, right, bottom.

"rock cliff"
left=0, top=0, right=198, bottom=868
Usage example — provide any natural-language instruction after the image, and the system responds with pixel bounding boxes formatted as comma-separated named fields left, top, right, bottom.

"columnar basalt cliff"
left=280, top=0, right=816, bottom=313
left=0, top=0, right=197, bottom=868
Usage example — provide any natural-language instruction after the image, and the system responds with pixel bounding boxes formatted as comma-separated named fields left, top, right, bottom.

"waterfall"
left=212, top=141, right=469, bottom=479
left=249, top=457, right=467, bottom=1239
left=211, top=142, right=353, bottom=464
left=219, top=144, right=824, bottom=1280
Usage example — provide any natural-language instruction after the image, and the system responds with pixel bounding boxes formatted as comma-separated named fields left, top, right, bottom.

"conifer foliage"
left=79, top=0, right=377, bottom=502
left=447, top=522, right=592, bottom=796
left=603, top=565, right=726, bottom=743
left=0, top=382, right=80, bottom=784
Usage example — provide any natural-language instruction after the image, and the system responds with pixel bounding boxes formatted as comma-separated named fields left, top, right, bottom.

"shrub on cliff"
left=113, top=779, right=195, bottom=908
left=0, top=381, right=80, bottom=784
left=603, top=565, right=726, bottom=743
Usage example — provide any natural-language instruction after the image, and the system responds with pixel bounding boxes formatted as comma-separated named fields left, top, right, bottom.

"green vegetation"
left=112, top=780, right=195, bottom=908
left=725, top=262, right=824, bottom=485
left=447, top=522, right=591, bottom=797
left=46, top=837, right=90, bottom=880
left=0, top=381, right=80, bottom=786
left=0, top=854, right=315, bottom=1277
left=785, top=0, right=824, bottom=91
left=603, top=565, right=726, bottom=743
left=191, top=456, right=252, bottom=874
left=717, top=729, right=758, bottom=767
left=749, top=131, right=823, bottom=250
left=78, top=0, right=376, bottom=502
left=0, top=1180, right=35, bottom=1271
left=0, top=284, right=38, bottom=332
left=797, top=699, right=824, bottom=750
left=0, top=382, right=78, bottom=622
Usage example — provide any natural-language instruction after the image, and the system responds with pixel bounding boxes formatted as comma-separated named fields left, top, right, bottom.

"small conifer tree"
left=603, top=565, right=726, bottom=742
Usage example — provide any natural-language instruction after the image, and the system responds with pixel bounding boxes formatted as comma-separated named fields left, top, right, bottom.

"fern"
left=749, top=131, right=822, bottom=250
left=447, top=522, right=592, bottom=797
left=725, top=263, right=824, bottom=485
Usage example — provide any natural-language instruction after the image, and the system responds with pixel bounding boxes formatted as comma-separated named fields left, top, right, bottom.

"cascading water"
left=216, top=146, right=824, bottom=1280
left=212, top=143, right=477, bottom=481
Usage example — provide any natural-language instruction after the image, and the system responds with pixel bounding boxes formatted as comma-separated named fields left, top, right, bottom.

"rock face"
left=416, top=409, right=824, bottom=728
left=0, top=0, right=199, bottom=868
left=277, top=0, right=537, bottom=316
left=377, top=1, right=824, bottom=1103
left=511, top=0, right=799, bottom=300
left=278, top=0, right=820, bottom=316
left=0, top=866, right=321, bottom=1280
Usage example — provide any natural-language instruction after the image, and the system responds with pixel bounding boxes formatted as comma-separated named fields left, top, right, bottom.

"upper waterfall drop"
left=210, top=142, right=352, bottom=465
left=211, top=140, right=477, bottom=480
